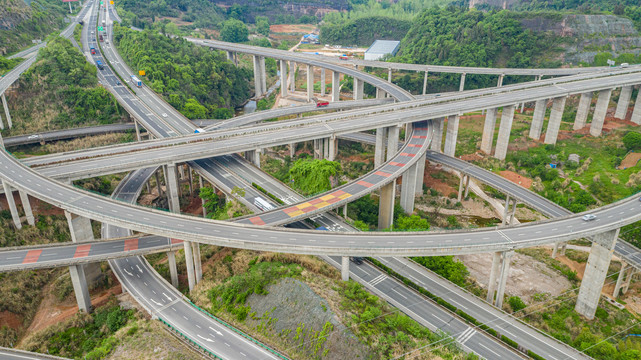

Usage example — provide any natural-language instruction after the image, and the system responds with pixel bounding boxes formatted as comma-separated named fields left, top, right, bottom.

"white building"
left=364, top=40, right=401, bottom=61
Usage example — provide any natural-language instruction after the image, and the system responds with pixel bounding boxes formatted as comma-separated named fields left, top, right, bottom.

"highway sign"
left=98, top=26, right=104, bottom=31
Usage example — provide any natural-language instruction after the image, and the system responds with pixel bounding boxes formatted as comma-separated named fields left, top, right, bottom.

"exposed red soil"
left=621, top=152, right=641, bottom=169
left=499, top=170, right=532, bottom=189
left=460, top=153, right=483, bottom=162
left=423, top=162, right=456, bottom=196
left=0, top=311, right=23, bottom=329
left=0, top=194, right=64, bottom=216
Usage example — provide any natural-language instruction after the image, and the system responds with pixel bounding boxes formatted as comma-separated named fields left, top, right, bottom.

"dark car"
left=350, top=257, right=364, bottom=265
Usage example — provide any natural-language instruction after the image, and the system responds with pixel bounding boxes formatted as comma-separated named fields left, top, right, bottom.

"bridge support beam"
left=69, top=265, right=91, bottom=312
left=459, top=73, right=466, bottom=92
left=134, top=120, right=142, bottom=142
left=494, top=251, right=513, bottom=309
left=400, top=162, right=418, bottom=214
left=65, top=213, right=99, bottom=313
left=289, top=143, right=296, bottom=157
left=332, top=71, right=340, bottom=102
left=544, top=96, right=567, bottom=145
left=589, top=89, right=612, bottom=137
left=328, top=136, right=337, bottom=161
left=430, top=117, right=444, bottom=152
left=387, top=68, right=392, bottom=83
left=576, top=229, right=619, bottom=319
left=622, top=268, right=636, bottom=295
left=494, top=105, right=515, bottom=161
left=615, top=86, right=633, bottom=119
left=457, top=174, right=470, bottom=201
left=422, top=71, right=428, bottom=95
left=415, top=152, right=426, bottom=196
left=18, top=191, right=34, bottom=226
left=486, top=251, right=501, bottom=303
left=497, top=74, right=504, bottom=87
left=199, top=176, right=207, bottom=217
left=252, top=55, right=266, bottom=97
left=192, top=242, right=202, bottom=283
left=279, top=60, right=288, bottom=98
left=320, top=68, right=326, bottom=96
left=167, top=251, right=179, bottom=288
left=289, top=61, right=296, bottom=92
left=245, top=150, right=260, bottom=168
left=480, top=108, right=497, bottom=154
left=1, top=93, right=12, bottom=129
left=631, top=86, right=641, bottom=125
left=443, top=114, right=460, bottom=157
left=374, top=127, right=388, bottom=167
left=574, top=92, right=592, bottom=130
left=341, top=256, right=350, bottom=281
left=2, top=180, right=21, bottom=229
left=306, top=64, right=314, bottom=102
left=613, top=261, right=627, bottom=298
left=529, top=99, right=547, bottom=140
left=378, top=126, right=399, bottom=230
left=501, top=195, right=518, bottom=225
left=353, top=78, right=364, bottom=100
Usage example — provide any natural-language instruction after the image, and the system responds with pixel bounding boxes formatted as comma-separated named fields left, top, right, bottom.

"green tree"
left=508, top=296, right=526, bottom=312
left=394, top=214, right=429, bottom=231
left=410, top=256, right=468, bottom=286
left=288, top=159, right=342, bottom=195
left=220, top=19, right=249, bottom=43
left=199, top=187, right=225, bottom=216
left=255, top=16, right=270, bottom=37
left=623, top=131, right=641, bottom=151
left=182, top=98, right=208, bottom=119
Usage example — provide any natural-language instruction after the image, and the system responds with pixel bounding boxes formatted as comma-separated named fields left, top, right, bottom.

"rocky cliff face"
left=0, top=0, right=33, bottom=31
left=521, top=14, right=641, bottom=64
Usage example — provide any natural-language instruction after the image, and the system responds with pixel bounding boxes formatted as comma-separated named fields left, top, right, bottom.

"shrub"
left=508, top=296, right=526, bottom=313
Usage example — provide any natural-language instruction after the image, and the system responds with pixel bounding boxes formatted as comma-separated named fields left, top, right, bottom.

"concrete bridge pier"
left=493, top=105, right=516, bottom=161
left=374, top=127, right=388, bottom=167
left=167, top=251, right=179, bottom=287
left=134, top=120, right=142, bottom=141
left=378, top=126, right=399, bottom=230
left=575, top=229, right=619, bottom=319
left=422, top=71, right=429, bottom=95
left=154, top=168, right=163, bottom=199
left=2, top=180, right=22, bottom=229
left=245, top=150, right=261, bottom=168
left=289, top=61, right=296, bottom=92
left=320, top=68, right=326, bottom=96
left=192, top=242, right=202, bottom=283
left=306, top=65, right=314, bottom=101
left=415, top=152, right=426, bottom=196
left=18, top=191, right=34, bottom=226
left=313, top=139, right=322, bottom=160
left=480, top=108, right=497, bottom=154
left=589, top=89, right=612, bottom=137
left=529, top=99, right=547, bottom=140
left=497, top=74, right=504, bottom=87
left=0, top=103, right=4, bottom=130
left=331, top=71, right=340, bottom=102
left=341, top=256, right=350, bottom=281
left=65, top=212, right=100, bottom=313
left=199, top=176, right=207, bottom=217
left=457, top=174, right=470, bottom=201
left=486, top=251, right=501, bottom=303
left=164, top=163, right=197, bottom=291
left=613, top=261, right=628, bottom=298
left=544, top=96, right=567, bottom=145
left=279, top=60, right=288, bottom=98
left=501, top=195, right=517, bottom=225
left=353, top=78, right=364, bottom=100
left=443, top=114, right=460, bottom=157
left=376, top=88, right=386, bottom=99
left=615, top=86, right=633, bottom=119
left=400, top=162, right=418, bottom=214
left=459, top=73, right=466, bottom=92
left=327, top=136, right=337, bottom=161
left=631, top=86, right=641, bottom=125
left=252, top=55, right=267, bottom=97
left=430, top=117, right=444, bottom=152
left=387, top=68, right=392, bottom=83
left=494, top=251, right=514, bottom=309
left=1, top=93, right=12, bottom=129
left=574, top=92, right=592, bottom=130
left=289, top=143, right=296, bottom=157
left=622, top=268, right=637, bottom=295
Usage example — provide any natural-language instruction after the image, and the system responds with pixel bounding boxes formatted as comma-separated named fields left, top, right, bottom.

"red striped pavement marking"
left=408, top=144, right=422, bottom=148
left=357, top=180, right=374, bottom=188
left=374, top=171, right=391, bottom=177
left=309, top=198, right=324, bottom=205
left=22, top=250, right=43, bottom=264
left=249, top=217, right=266, bottom=226
left=412, top=135, right=427, bottom=139
left=389, top=162, right=405, bottom=167
left=400, top=152, right=416, bottom=157
left=124, top=238, right=139, bottom=251
left=283, top=207, right=300, bottom=214
left=301, top=206, right=317, bottom=213
left=73, top=244, right=92, bottom=258
left=170, top=238, right=184, bottom=244
left=330, top=190, right=347, bottom=197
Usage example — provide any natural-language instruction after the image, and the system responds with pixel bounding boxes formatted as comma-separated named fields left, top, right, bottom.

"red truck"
left=90, top=47, right=96, bottom=55
left=316, top=101, right=329, bottom=108
left=339, top=55, right=349, bottom=60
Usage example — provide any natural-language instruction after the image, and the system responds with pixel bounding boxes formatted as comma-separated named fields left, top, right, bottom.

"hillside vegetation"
left=320, top=16, right=411, bottom=47
left=3, top=37, right=125, bottom=136
left=0, top=0, right=75, bottom=56
left=113, top=25, right=252, bottom=118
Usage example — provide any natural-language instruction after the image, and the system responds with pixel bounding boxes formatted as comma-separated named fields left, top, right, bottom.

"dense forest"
left=4, top=37, right=125, bottom=135
left=113, top=25, right=252, bottom=118
left=320, top=16, right=411, bottom=47
left=116, top=0, right=226, bottom=30
left=0, top=0, right=75, bottom=56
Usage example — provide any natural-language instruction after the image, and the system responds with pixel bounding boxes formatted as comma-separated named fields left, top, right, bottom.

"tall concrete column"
left=199, top=176, right=207, bottom=217
left=167, top=251, right=179, bottom=288
left=495, top=251, right=513, bottom=309
left=18, top=191, right=34, bottom=226
left=289, top=143, right=296, bottom=158
left=341, top=256, right=350, bottom=281
left=430, top=118, right=444, bottom=152
left=331, top=71, right=340, bottom=102
left=328, top=137, right=337, bottom=161
left=622, top=268, right=636, bottom=294
left=320, top=68, right=326, bottom=96
left=497, top=74, right=504, bottom=87
left=134, top=120, right=141, bottom=142
left=486, top=252, right=502, bottom=303
left=544, top=96, right=567, bottom=145
left=575, top=229, right=619, bottom=319
left=422, top=71, right=429, bottom=95
left=323, top=137, right=329, bottom=159
left=252, top=55, right=262, bottom=97
left=529, top=99, right=547, bottom=140
left=192, top=242, right=202, bottom=283
left=279, top=60, right=288, bottom=98
left=378, top=126, right=399, bottom=230
left=65, top=212, right=97, bottom=313
left=155, top=169, right=163, bottom=198
left=615, top=86, right=633, bottom=119
left=589, top=89, right=612, bottom=137
left=459, top=73, right=466, bottom=92
left=374, top=127, right=388, bottom=167
left=259, top=56, right=267, bottom=96
left=387, top=68, right=392, bottom=82
left=400, top=162, right=418, bottom=214
left=443, top=114, right=460, bottom=157
left=1, top=93, right=12, bottom=129
left=480, top=108, right=497, bottom=154
left=248, top=150, right=260, bottom=168
left=501, top=194, right=511, bottom=225
left=289, top=61, right=296, bottom=92
left=306, top=64, right=314, bottom=102
left=494, top=105, right=516, bottom=161
left=353, top=78, right=364, bottom=100
left=631, top=87, right=641, bottom=125
left=226, top=51, right=234, bottom=62
left=415, top=152, right=426, bottom=196
left=574, top=92, right=592, bottom=130
left=0, top=105, right=4, bottom=130
left=69, top=265, right=91, bottom=312
left=613, top=261, right=627, bottom=298
left=2, top=180, right=21, bottom=229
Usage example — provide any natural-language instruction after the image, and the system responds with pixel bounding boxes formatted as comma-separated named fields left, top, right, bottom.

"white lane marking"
left=478, top=342, right=502, bottom=358
left=150, top=298, right=162, bottom=306
left=208, top=326, right=223, bottom=336
left=370, top=274, right=387, bottom=286
left=163, top=292, right=172, bottom=301
left=197, top=334, right=214, bottom=342
left=183, top=315, right=189, bottom=320
left=457, top=327, right=476, bottom=345
left=390, top=287, right=408, bottom=299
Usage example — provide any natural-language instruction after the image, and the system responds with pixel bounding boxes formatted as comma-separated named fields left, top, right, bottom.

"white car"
left=582, top=214, right=597, bottom=221
left=161, top=113, right=168, bottom=118
left=27, top=134, right=40, bottom=140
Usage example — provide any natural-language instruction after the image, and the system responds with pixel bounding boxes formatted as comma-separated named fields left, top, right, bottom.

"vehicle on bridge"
left=582, top=214, right=597, bottom=221
left=312, top=97, right=329, bottom=108
left=130, top=75, right=142, bottom=87
left=254, top=197, right=275, bottom=211
left=194, top=128, right=205, bottom=134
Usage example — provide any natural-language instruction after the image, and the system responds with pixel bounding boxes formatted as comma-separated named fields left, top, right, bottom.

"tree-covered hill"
left=113, top=25, right=252, bottom=119
left=320, top=16, right=412, bottom=47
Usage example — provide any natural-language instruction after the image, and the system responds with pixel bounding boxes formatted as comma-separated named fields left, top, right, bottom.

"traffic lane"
left=325, top=256, right=524, bottom=360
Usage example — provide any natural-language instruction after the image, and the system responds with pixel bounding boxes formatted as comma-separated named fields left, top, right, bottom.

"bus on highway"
left=253, top=198, right=274, bottom=211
